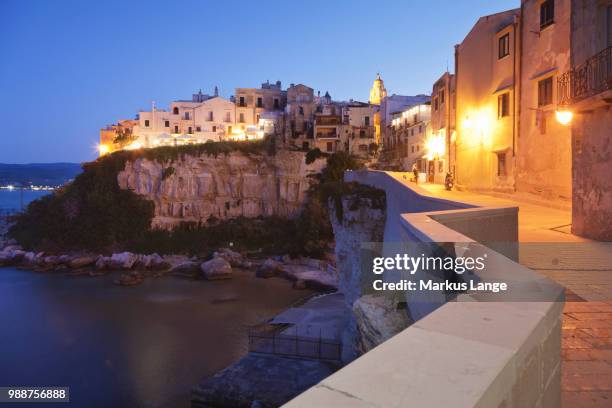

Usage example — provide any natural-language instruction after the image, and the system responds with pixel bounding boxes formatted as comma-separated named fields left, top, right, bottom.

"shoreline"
left=0, top=244, right=339, bottom=291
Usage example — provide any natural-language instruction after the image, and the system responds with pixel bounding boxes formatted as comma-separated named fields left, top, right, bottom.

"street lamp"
left=555, top=110, right=573, bottom=126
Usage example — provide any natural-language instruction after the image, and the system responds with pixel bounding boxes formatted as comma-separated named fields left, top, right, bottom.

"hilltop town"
left=101, top=0, right=610, bottom=244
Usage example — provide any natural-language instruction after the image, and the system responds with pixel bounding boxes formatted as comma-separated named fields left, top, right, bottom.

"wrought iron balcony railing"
left=558, top=46, right=612, bottom=106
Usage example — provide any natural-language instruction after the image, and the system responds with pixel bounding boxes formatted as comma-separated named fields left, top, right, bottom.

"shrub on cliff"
left=290, top=151, right=363, bottom=256
left=9, top=158, right=155, bottom=251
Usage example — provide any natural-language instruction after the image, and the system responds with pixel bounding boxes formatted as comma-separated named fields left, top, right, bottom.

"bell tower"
left=369, top=73, right=387, bottom=106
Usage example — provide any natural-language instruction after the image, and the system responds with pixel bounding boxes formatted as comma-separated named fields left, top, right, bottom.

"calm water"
left=0, top=189, right=313, bottom=407
left=0, top=268, right=312, bottom=407
left=0, top=189, right=50, bottom=211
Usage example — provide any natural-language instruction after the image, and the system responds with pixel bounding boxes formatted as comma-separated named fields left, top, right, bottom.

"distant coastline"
left=0, top=185, right=57, bottom=191
left=0, top=162, right=81, bottom=189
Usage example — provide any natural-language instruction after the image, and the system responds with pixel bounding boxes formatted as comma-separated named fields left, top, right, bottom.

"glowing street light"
left=98, top=144, right=109, bottom=156
left=555, top=110, right=573, bottom=126
left=424, top=134, right=446, bottom=160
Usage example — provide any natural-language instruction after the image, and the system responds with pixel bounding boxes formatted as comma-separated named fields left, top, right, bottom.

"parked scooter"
left=444, top=172, right=454, bottom=191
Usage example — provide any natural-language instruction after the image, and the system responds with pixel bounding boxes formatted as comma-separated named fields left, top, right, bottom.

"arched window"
left=173, top=107, right=179, bottom=115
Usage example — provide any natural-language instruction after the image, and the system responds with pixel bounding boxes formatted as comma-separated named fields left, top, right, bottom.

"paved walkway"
left=416, top=180, right=612, bottom=408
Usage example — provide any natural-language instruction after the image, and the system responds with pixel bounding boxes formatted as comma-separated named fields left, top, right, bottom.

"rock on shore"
left=201, top=256, right=232, bottom=280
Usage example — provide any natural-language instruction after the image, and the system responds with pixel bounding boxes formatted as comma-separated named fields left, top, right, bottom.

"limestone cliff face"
left=329, top=192, right=387, bottom=362
left=117, top=150, right=325, bottom=229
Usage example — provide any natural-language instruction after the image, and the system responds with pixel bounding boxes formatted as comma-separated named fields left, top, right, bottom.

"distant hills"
left=0, top=163, right=82, bottom=187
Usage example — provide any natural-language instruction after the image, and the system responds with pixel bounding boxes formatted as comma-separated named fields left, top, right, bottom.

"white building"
left=381, top=94, right=431, bottom=147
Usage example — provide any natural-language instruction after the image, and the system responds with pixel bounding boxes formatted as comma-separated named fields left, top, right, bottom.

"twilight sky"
left=0, top=0, right=518, bottom=163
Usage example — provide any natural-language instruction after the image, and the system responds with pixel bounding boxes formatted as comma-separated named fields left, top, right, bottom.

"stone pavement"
left=416, top=180, right=612, bottom=408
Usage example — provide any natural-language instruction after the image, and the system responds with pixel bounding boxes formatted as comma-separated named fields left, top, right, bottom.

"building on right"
left=558, top=0, right=612, bottom=240
left=517, top=0, right=572, bottom=202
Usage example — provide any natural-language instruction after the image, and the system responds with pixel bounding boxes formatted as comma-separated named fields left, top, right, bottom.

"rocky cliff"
left=118, top=150, right=325, bottom=229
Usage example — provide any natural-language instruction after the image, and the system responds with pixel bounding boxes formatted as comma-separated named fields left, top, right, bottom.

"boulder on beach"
left=255, top=258, right=285, bottom=278
left=0, top=248, right=25, bottom=266
left=201, top=257, right=232, bottom=280
left=109, top=252, right=139, bottom=269
left=68, top=256, right=97, bottom=269
left=42, top=256, right=60, bottom=266
left=213, top=248, right=243, bottom=267
left=137, top=253, right=164, bottom=269
left=95, top=256, right=110, bottom=270
left=169, top=261, right=201, bottom=275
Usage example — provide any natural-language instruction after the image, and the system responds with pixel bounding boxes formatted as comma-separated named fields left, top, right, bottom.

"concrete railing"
left=285, top=170, right=563, bottom=408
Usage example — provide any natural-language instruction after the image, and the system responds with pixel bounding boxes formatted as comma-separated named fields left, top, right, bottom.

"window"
left=188, top=127, right=192, bottom=134
left=540, top=0, right=554, bottom=29
left=607, top=5, right=612, bottom=47
left=497, top=152, right=507, bottom=177
left=225, top=112, right=231, bottom=122
left=439, top=90, right=445, bottom=104
left=538, top=77, right=553, bottom=106
left=274, top=99, right=279, bottom=109
left=239, top=96, right=245, bottom=107
left=173, top=107, right=179, bottom=115
left=228, top=126, right=232, bottom=134
left=184, top=112, right=190, bottom=120
left=411, top=146, right=415, bottom=153
left=359, top=130, right=366, bottom=138
left=434, top=97, right=439, bottom=111
left=257, top=97, right=263, bottom=108
left=208, top=111, right=213, bottom=121
left=299, top=106, right=304, bottom=115
left=411, top=129, right=414, bottom=136
left=164, top=120, right=170, bottom=127
left=196, top=126, right=201, bottom=132
left=359, top=144, right=368, bottom=152
left=174, top=125, right=179, bottom=133
left=498, top=33, right=510, bottom=59
left=419, top=125, right=423, bottom=133
left=364, top=116, right=370, bottom=126
left=498, top=93, right=510, bottom=118
left=212, top=126, right=216, bottom=132
left=144, top=119, right=150, bottom=127
left=239, top=113, right=245, bottom=123
left=438, top=161, right=444, bottom=173
left=302, top=141, right=309, bottom=149
left=326, top=142, right=333, bottom=152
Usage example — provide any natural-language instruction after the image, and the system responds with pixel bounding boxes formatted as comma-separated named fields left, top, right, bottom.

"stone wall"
left=571, top=107, right=612, bottom=241
left=117, top=150, right=325, bottom=229
left=285, top=170, right=563, bottom=408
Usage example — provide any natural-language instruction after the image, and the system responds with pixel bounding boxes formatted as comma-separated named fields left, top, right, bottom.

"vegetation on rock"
left=9, top=144, right=383, bottom=257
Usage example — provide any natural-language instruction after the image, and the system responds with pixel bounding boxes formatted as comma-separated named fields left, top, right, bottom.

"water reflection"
left=0, top=268, right=312, bottom=407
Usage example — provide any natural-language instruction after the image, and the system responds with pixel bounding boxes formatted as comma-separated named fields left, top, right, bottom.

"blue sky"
left=0, top=0, right=518, bottom=163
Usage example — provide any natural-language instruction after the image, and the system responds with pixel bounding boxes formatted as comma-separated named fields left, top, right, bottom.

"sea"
left=0, top=189, right=312, bottom=407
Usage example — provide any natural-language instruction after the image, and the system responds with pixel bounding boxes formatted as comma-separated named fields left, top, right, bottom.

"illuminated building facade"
left=454, top=8, right=520, bottom=193
left=430, top=72, right=456, bottom=176
left=517, top=0, right=572, bottom=201
left=284, top=84, right=315, bottom=149
left=559, top=0, right=612, bottom=240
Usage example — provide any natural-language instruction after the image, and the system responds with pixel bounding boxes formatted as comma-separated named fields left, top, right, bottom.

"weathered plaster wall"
left=118, top=150, right=325, bottom=229
left=455, top=9, right=519, bottom=192
left=517, top=0, right=572, bottom=201
left=572, top=108, right=612, bottom=240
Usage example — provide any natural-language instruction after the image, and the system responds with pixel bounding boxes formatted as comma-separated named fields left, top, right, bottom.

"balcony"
left=558, top=46, right=612, bottom=107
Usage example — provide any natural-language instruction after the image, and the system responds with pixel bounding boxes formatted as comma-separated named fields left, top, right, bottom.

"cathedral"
left=369, top=73, right=387, bottom=144
left=369, top=73, right=387, bottom=106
